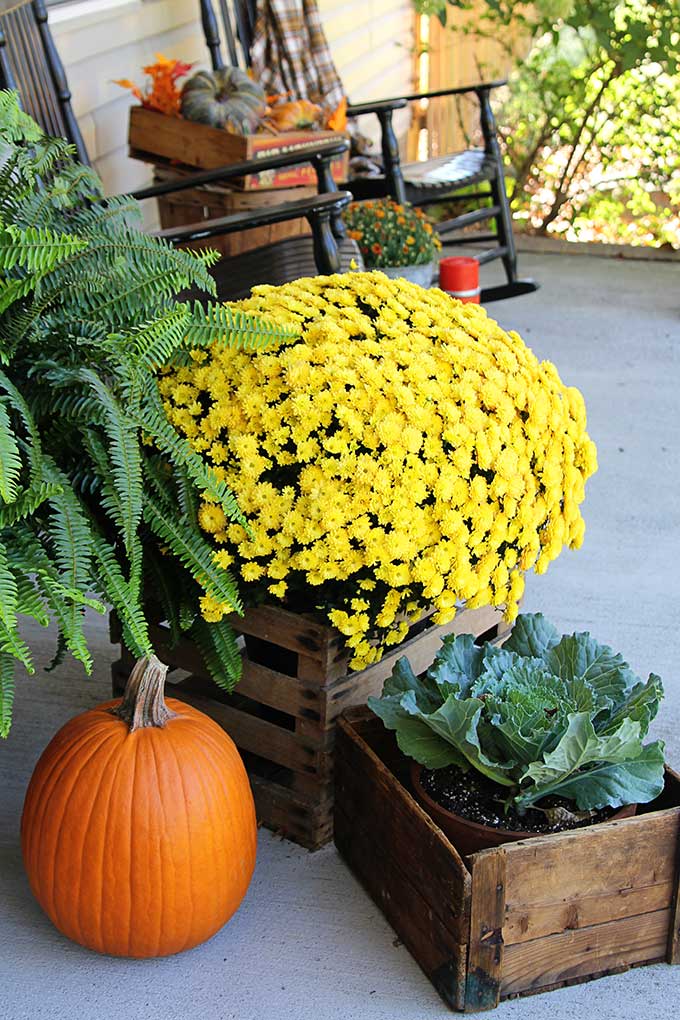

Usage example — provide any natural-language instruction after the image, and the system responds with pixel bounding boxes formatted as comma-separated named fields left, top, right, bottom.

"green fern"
left=0, top=90, right=288, bottom=735
left=90, top=534, right=151, bottom=658
left=0, top=401, right=22, bottom=502
left=0, top=652, right=16, bottom=739
left=184, top=300, right=298, bottom=349
left=189, top=616, right=242, bottom=692
left=0, top=223, right=87, bottom=273
left=79, top=370, right=143, bottom=563
left=143, top=494, right=242, bottom=613
left=0, top=482, right=61, bottom=526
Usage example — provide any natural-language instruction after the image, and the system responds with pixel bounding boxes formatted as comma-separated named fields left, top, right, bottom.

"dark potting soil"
left=420, top=764, right=620, bottom=834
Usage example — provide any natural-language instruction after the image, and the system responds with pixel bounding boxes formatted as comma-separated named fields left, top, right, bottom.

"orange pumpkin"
left=21, top=655, right=257, bottom=957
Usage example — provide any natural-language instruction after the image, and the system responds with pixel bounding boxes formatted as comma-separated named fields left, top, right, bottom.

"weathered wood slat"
left=500, top=909, right=671, bottom=998
left=227, top=605, right=332, bottom=661
left=465, top=850, right=506, bottom=1012
left=335, top=803, right=468, bottom=1010
left=113, top=602, right=508, bottom=849
left=163, top=685, right=329, bottom=774
left=502, top=809, right=680, bottom=945
left=325, top=605, right=505, bottom=719
left=335, top=714, right=471, bottom=940
left=129, top=106, right=348, bottom=187
left=668, top=763, right=680, bottom=964
left=505, top=882, right=675, bottom=948
left=334, top=709, right=680, bottom=1011
left=166, top=663, right=320, bottom=723
left=249, top=775, right=333, bottom=848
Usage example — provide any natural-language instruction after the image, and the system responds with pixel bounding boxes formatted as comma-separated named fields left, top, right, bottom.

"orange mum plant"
left=114, top=54, right=193, bottom=117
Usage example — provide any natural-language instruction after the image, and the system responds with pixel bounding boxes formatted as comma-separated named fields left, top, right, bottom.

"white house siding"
left=51, top=0, right=415, bottom=227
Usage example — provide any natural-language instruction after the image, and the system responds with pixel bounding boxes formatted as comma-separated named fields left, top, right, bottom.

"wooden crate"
left=129, top=106, right=349, bottom=190
left=111, top=602, right=509, bottom=850
left=334, top=708, right=680, bottom=1011
left=153, top=169, right=316, bottom=258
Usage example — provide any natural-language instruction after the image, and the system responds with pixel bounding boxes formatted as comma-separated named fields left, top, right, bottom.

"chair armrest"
left=346, top=98, right=408, bottom=118
left=389, top=79, right=508, bottom=103
left=153, top=190, right=353, bottom=244
left=127, top=138, right=349, bottom=202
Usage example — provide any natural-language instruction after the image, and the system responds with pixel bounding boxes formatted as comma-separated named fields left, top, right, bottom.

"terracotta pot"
left=410, top=762, right=637, bottom=857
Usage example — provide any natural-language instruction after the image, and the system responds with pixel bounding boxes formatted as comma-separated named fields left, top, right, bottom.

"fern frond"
left=90, top=533, right=151, bottom=658
left=0, top=401, right=22, bottom=502
left=70, top=194, right=142, bottom=231
left=0, top=276, right=35, bottom=318
left=189, top=615, right=242, bottom=692
left=144, top=494, right=242, bottom=614
left=0, top=651, right=16, bottom=738
left=42, top=456, right=93, bottom=591
left=79, top=370, right=143, bottom=562
left=22, top=135, right=76, bottom=180
left=0, top=90, right=43, bottom=145
left=0, top=481, right=61, bottom=525
left=138, top=385, right=246, bottom=526
left=0, top=223, right=87, bottom=273
left=13, top=570, right=49, bottom=627
left=184, top=300, right=298, bottom=350
left=107, top=306, right=191, bottom=378
left=44, top=631, right=68, bottom=673
left=0, top=540, right=18, bottom=639
left=0, top=368, right=43, bottom=482
left=0, top=619, right=33, bottom=672
left=37, top=577, right=104, bottom=614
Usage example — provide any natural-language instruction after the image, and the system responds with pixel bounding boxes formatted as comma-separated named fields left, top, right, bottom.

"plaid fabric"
left=250, top=0, right=345, bottom=114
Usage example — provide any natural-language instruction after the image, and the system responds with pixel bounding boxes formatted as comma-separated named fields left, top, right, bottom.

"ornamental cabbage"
left=368, top=613, right=665, bottom=813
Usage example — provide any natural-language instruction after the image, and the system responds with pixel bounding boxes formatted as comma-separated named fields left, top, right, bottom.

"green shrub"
left=414, top=1, right=680, bottom=247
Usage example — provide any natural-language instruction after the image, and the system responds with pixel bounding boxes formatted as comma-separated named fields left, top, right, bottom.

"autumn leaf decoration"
left=114, top=54, right=193, bottom=117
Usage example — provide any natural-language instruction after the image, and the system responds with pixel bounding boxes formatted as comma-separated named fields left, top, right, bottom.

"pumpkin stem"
left=112, top=655, right=176, bottom=732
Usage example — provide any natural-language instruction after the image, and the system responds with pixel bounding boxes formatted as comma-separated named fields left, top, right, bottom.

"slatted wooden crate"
left=111, top=602, right=509, bottom=850
left=334, top=708, right=680, bottom=1012
left=128, top=107, right=349, bottom=189
left=153, top=167, right=316, bottom=259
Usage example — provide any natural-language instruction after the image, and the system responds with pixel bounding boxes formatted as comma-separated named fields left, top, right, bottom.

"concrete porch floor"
left=1, top=251, right=679, bottom=1020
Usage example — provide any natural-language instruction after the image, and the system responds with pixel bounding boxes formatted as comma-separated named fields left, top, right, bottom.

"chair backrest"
left=200, top=0, right=256, bottom=72
left=0, top=0, right=88, bottom=163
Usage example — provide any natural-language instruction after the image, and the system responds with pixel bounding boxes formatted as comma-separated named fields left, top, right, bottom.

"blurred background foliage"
left=413, top=1, right=680, bottom=247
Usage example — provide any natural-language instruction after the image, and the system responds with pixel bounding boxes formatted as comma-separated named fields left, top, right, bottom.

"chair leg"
left=313, top=153, right=346, bottom=240
left=477, top=89, right=538, bottom=302
left=307, top=210, right=341, bottom=274
left=377, top=109, right=407, bottom=205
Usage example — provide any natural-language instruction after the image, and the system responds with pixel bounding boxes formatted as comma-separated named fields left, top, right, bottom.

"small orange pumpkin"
left=21, top=656, right=257, bottom=957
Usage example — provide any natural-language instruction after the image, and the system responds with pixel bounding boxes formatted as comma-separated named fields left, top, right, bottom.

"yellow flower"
left=198, top=502, right=227, bottom=534
left=165, top=271, right=596, bottom=666
left=199, top=594, right=228, bottom=623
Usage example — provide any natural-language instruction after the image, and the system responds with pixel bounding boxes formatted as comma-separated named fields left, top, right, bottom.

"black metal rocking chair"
left=198, top=0, right=538, bottom=302
left=0, top=0, right=356, bottom=299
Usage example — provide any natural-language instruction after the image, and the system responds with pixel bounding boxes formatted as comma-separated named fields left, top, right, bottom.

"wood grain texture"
left=334, top=712, right=471, bottom=1009
left=155, top=173, right=315, bottom=258
left=503, top=806, right=680, bottom=946
left=325, top=605, right=504, bottom=720
left=129, top=107, right=348, bottom=187
left=465, top=850, right=506, bottom=1012
left=668, top=764, right=680, bottom=963
left=335, top=803, right=468, bottom=1010
left=113, top=602, right=506, bottom=850
left=501, top=909, right=671, bottom=998
left=335, top=713, right=471, bottom=939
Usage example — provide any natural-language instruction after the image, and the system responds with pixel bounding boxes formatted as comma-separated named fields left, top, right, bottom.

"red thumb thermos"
left=439, top=256, right=480, bottom=303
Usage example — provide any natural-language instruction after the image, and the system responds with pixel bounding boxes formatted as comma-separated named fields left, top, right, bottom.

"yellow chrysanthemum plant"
left=159, top=271, right=597, bottom=671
